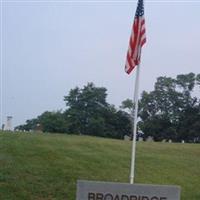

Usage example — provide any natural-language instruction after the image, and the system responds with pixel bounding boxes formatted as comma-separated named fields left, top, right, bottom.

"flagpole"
left=130, top=63, right=141, bottom=184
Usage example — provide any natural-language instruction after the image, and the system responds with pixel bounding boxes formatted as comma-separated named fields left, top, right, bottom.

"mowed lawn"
left=0, top=132, right=199, bottom=200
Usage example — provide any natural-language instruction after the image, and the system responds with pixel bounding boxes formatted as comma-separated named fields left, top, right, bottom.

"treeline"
left=15, top=83, right=131, bottom=139
left=15, top=73, right=200, bottom=143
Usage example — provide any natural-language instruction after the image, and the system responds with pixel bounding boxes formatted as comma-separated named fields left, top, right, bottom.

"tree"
left=177, top=105, right=200, bottom=142
left=38, top=111, right=68, bottom=133
left=137, top=73, right=200, bottom=142
left=120, top=99, right=134, bottom=114
left=64, top=82, right=108, bottom=135
left=15, top=111, right=68, bottom=133
left=15, top=118, right=39, bottom=131
left=196, top=74, right=200, bottom=88
left=64, top=83, right=131, bottom=138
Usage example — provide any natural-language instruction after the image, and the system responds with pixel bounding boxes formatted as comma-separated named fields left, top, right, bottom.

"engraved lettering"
left=142, top=196, right=149, bottom=200
left=104, top=193, right=113, bottom=200
left=113, top=194, right=120, bottom=200
left=121, top=195, right=129, bottom=200
left=151, top=197, right=159, bottom=200
left=88, top=193, right=95, bottom=200
left=96, top=193, right=104, bottom=200
left=87, top=192, right=169, bottom=200
left=130, top=195, right=138, bottom=200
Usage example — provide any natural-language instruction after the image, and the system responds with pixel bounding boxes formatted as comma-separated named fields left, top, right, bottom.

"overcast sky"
left=1, top=0, right=200, bottom=127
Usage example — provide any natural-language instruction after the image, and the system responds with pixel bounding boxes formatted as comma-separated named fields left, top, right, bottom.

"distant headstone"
left=162, top=139, right=166, bottom=143
left=146, top=136, right=154, bottom=142
left=1, top=124, right=5, bottom=131
left=138, top=137, right=143, bottom=142
left=168, top=139, right=172, bottom=143
left=181, top=140, right=185, bottom=143
left=35, top=123, right=42, bottom=133
left=124, top=135, right=131, bottom=141
left=76, top=180, right=181, bottom=200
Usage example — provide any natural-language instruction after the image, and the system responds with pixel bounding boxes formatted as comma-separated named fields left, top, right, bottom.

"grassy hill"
left=0, top=131, right=199, bottom=200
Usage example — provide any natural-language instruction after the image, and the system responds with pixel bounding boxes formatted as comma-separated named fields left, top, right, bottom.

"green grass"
left=0, top=131, right=199, bottom=200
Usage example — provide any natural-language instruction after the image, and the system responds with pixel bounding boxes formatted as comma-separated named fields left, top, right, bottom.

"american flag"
left=125, top=0, right=146, bottom=74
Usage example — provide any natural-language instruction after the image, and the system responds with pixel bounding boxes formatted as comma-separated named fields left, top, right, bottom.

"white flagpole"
left=130, top=63, right=141, bottom=184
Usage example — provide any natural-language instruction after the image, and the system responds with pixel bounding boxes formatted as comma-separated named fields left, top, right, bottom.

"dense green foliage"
left=15, top=111, right=68, bottom=133
left=15, top=73, right=200, bottom=142
left=0, top=132, right=200, bottom=200
left=63, top=83, right=131, bottom=138
left=16, top=83, right=131, bottom=139
left=138, top=73, right=200, bottom=142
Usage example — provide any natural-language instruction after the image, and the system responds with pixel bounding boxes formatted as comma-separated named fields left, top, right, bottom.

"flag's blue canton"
left=135, top=0, right=144, bottom=17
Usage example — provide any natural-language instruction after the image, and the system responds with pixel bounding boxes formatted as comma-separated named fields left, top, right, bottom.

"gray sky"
left=1, top=0, right=200, bottom=127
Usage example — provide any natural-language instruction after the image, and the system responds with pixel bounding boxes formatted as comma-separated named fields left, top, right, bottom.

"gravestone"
left=138, top=137, right=143, bottom=142
left=76, top=180, right=181, bottom=200
left=146, top=136, right=154, bottom=142
left=124, top=135, right=131, bottom=141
